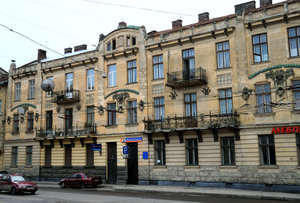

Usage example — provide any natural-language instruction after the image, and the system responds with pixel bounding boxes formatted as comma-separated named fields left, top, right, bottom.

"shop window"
left=259, top=135, right=276, bottom=165
left=155, top=140, right=165, bottom=166
left=186, top=139, right=198, bottom=166
left=221, top=137, right=235, bottom=165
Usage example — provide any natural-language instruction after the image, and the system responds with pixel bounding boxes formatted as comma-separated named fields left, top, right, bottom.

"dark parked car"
left=0, top=175, right=38, bottom=195
left=59, top=173, right=102, bottom=188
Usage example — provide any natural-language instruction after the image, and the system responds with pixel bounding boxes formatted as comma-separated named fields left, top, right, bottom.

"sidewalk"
left=36, top=181, right=300, bottom=201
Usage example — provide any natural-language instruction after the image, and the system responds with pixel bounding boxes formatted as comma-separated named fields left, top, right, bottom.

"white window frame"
left=87, top=69, right=95, bottom=90
left=108, top=64, right=116, bottom=87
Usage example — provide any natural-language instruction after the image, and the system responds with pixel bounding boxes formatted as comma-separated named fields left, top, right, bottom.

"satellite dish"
left=41, top=79, right=55, bottom=92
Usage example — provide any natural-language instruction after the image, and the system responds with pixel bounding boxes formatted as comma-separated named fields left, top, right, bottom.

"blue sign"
left=143, top=152, right=148, bottom=159
left=121, top=137, right=143, bottom=143
left=123, top=146, right=128, bottom=155
left=91, top=144, right=102, bottom=151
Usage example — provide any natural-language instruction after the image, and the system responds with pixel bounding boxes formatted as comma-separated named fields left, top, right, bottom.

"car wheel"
left=11, top=187, right=17, bottom=195
left=30, top=191, right=36, bottom=195
left=60, top=182, right=66, bottom=188
left=80, top=183, right=85, bottom=189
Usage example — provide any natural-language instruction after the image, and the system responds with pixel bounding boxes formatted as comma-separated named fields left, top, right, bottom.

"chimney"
left=260, top=0, right=272, bottom=7
left=64, top=47, right=72, bottom=54
left=37, top=49, right=47, bottom=61
left=10, top=60, right=16, bottom=71
left=198, top=12, right=209, bottom=22
left=235, top=1, right=256, bottom=15
left=74, top=44, right=87, bottom=52
left=118, top=21, right=127, bottom=28
left=172, top=19, right=182, bottom=29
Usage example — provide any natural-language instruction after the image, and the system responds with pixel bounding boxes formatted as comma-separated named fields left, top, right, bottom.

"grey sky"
left=0, top=0, right=281, bottom=72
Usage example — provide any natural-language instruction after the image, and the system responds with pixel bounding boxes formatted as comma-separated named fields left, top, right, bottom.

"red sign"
left=271, top=127, right=299, bottom=134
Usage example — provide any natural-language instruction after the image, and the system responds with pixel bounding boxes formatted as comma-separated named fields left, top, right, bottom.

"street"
left=0, top=188, right=296, bottom=203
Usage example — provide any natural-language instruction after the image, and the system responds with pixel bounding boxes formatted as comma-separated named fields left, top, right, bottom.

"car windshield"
left=11, top=176, right=26, bottom=182
left=84, top=173, right=94, bottom=178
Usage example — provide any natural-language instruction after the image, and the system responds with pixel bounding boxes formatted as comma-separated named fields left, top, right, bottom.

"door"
left=65, top=109, right=73, bottom=135
left=107, top=142, right=117, bottom=184
left=127, top=142, right=138, bottom=184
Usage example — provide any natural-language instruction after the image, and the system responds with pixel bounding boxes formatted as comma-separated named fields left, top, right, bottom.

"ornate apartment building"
left=2, top=0, right=300, bottom=191
left=0, top=67, right=8, bottom=169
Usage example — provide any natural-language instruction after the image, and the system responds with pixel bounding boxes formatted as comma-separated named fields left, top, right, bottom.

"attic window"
left=112, top=39, right=116, bottom=50
left=132, top=37, right=136, bottom=46
left=126, top=36, right=130, bottom=47
left=107, top=42, right=111, bottom=51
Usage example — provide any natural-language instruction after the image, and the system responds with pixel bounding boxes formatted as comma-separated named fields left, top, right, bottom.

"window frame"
left=256, top=83, right=272, bottom=113
left=221, top=137, right=235, bottom=166
left=107, top=103, right=116, bottom=126
left=86, top=144, right=94, bottom=167
left=219, top=88, right=233, bottom=115
left=87, top=69, right=95, bottom=91
left=154, top=97, right=165, bottom=120
left=252, top=33, right=269, bottom=63
left=46, top=111, right=53, bottom=130
left=108, top=64, right=117, bottom=87
left=184, top=93, right=197, bottom=117
left=186, top=139, right=198, bottom=166
left=27, top=112, right=34, bottom=132
left=45, top=145, right=52, bottom=167
left=15, top=82, right=21, bottom=101
left=64, top=144, right=72, bottom=167
left=13, top=114, right=19, bottom=134
left=11, top=146, right=18, bottom=167
left=153, top=55, right=164, bottom=80
left=28, top=79, right=35, bottom=99
left=65, top=73, right=73, bottom=92
left=155, top=140, right=166, bottom=166
left=26, top=146, right=32, bottom=166
left=127, top=60, right=137, bottom=84
left=86, top=106, right=95, bottom=126
left=259, top=135, right=276, bottom=165
left=127, top=100, right=137, bottom=124
left=216, top=41, right=230, bottom=69
left=182, top=48, right=195, bottom=79
left=288, top=26, right=300, bottom=57
left=293, top=80, right=300, bottom=110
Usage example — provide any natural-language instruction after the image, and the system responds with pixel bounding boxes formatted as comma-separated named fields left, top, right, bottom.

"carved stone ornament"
left=241, top=87, right=253, bottom=101
left=202, top=86, right=211, bottom=96
left=169, top=89, right=177, bottom=100
left=112, top=92, right=130, bottom=105
left=265, top=68, right=294, bottom=87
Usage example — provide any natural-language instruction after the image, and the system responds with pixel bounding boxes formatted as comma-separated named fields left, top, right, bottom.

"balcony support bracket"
left=80, top=138, right=85, bottom=147
left=164, top=133, right=170, bottom=144
left=197, top=130, right=203, bottom=142
left=148, top=134, right=153, bottom=145
left=50, top=140, right=54, bottom=148
left=39, top=141, right=44, bottom=149
left=59, top=140, right=63, bottom=148
left=71, top=139, right=75, bottom=148
left=234, top=128, right=240, bottom=141
left=213, top=129, right=218, bottom=142
left=178, top=131, right=184, bottom=143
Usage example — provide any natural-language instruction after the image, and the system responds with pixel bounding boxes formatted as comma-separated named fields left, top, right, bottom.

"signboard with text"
left=121, top=137, right=143, bottom=143
left=91, top=144, right=102, bottom=151
left=271, top=127, right=300, bottom=134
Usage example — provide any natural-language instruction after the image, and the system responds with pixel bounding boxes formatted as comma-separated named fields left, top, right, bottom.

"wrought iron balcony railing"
left=51, top=89, right=80, bottom=104
left=36, top=124, right=97, bottom=139
left=166, top=67, right=207, bottom=88
left=144, top=112, right=239, bottom=133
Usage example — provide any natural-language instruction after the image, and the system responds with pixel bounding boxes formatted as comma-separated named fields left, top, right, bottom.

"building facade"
left=0, top=67, right=8, bottom=170
left=2, top=0, right=300, bottom=190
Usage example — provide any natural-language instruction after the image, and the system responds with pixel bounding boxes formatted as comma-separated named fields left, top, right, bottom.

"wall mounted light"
left=138, top=100, right=145, bottom=111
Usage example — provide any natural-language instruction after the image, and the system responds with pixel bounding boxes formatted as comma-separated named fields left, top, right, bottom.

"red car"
left=0, top=175, right=38, bottom=195
left=59, top=173, right=102, bottom=189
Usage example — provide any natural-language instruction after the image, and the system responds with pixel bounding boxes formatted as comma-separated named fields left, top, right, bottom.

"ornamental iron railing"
left=144, top=112, right=239, bottom=132
left=51, top=89, right=80, bottom=104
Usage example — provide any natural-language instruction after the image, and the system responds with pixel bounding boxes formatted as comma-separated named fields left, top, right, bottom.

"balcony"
left=166, top=67, right=207, bottom=88
left=36, top=124, right=97, bottom=139
left=144, top=112, right=239, bottom=133
left=51, top=89, right=80, bottom=104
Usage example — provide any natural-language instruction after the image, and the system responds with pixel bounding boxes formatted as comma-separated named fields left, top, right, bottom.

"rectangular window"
left=128, top=100, right=137, bottom=124
left=112, top=39, right=116, bottom=50
left=186, top=139, right=198, bottom=166
left=11, top=146, right=18, bottom=167
left=86, top=144, right=94, bottom=167
left=154, top=97, right=165, bottom=120
left=46, top=77, right=53, bottom=97
left=87, top=106, right=95, bottom=126
left=87, top=69, right=95, bottom=90
left=153, top=55, right=164, bottom=80
left=182, top=48, right=195, bottom=79
left=288, top=26, right=300, bottom=57
left=108, top=103, right=116, bottom=126
left=13, top=115, right=19, bottom=134
left=46, top=111, right=53, bottom=130
left=216, top=41, right=230, bottom=68
left=256, top=83, right=272, bottom=113
left=45, top=145, right=52, bottom=167
left=66, top=73, right=73, bottom=98
left=107, top=42, right=111, bottom=51
left=108, top=64, right=116, bottom=87
left=127, top=60, right=137, bottom=84
left=259, top=135, right=276, bottom=165
left=132, top=37, right=136, bottom=46
left=26, top=146, right=32, bottom=166
left=221, top=137, right=235, bottom=165
left=293, top=80, right=300, bottom=110
left=252, top=33, right=268, bottom=63
left=27, top=112, right=34, bottom=132
left=65, top=108, right=73, bottom=134
left=155, top=140, right=165, bottom=166
left=15, top=82, right=21, bottom=101
left=185, top=93, right=197, bottom=117
left=219, top=89, right=233, bottom=115
left=64, top=145, right=72, bottom=167
left=297, top=134, right=300, bottom=165
left=28, top=80, right=35, bottom=99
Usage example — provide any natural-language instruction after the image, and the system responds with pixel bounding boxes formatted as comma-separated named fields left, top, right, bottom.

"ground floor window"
left=86, top=144, right=94, bottom=167
left=259, top=135, right=276, bottom=165
left=26, top=146, right=32, bottom=166
left=64, top=145, right=72, bottom=167
left=155, top=140, right=165, bottom=166
left=186, top=139, right=198, bottom=166
left=221, top=137, right=235, bottom=165
left=45, top=145, right=52, bottom=167
left=11, top=146, right=18, bottom=167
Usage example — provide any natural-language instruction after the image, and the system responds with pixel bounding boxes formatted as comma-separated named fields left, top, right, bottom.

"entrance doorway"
left=127, top=142, right=138, bottom=184
left=107, top=142, right=117, bottom=184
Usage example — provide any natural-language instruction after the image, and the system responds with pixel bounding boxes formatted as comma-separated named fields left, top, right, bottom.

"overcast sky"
left=0, top=0, right=282, bottom=72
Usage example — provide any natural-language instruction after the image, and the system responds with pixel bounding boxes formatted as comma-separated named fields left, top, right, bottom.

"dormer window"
left=112, top=39, right=116, bottom=50
left=132, top=37, right=136, bottom=46
left=107, top=42, right=111, bottom=51
left=126, top=36, right=130, bottom=47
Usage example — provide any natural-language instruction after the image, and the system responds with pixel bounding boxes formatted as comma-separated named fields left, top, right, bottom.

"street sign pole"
left=123, top=146, right=128, bottom=185
left=124, top=158, right=127, bottom=185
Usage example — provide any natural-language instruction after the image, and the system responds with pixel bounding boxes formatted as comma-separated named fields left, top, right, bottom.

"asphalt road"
left=0, top=188, right=296, bottom=203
